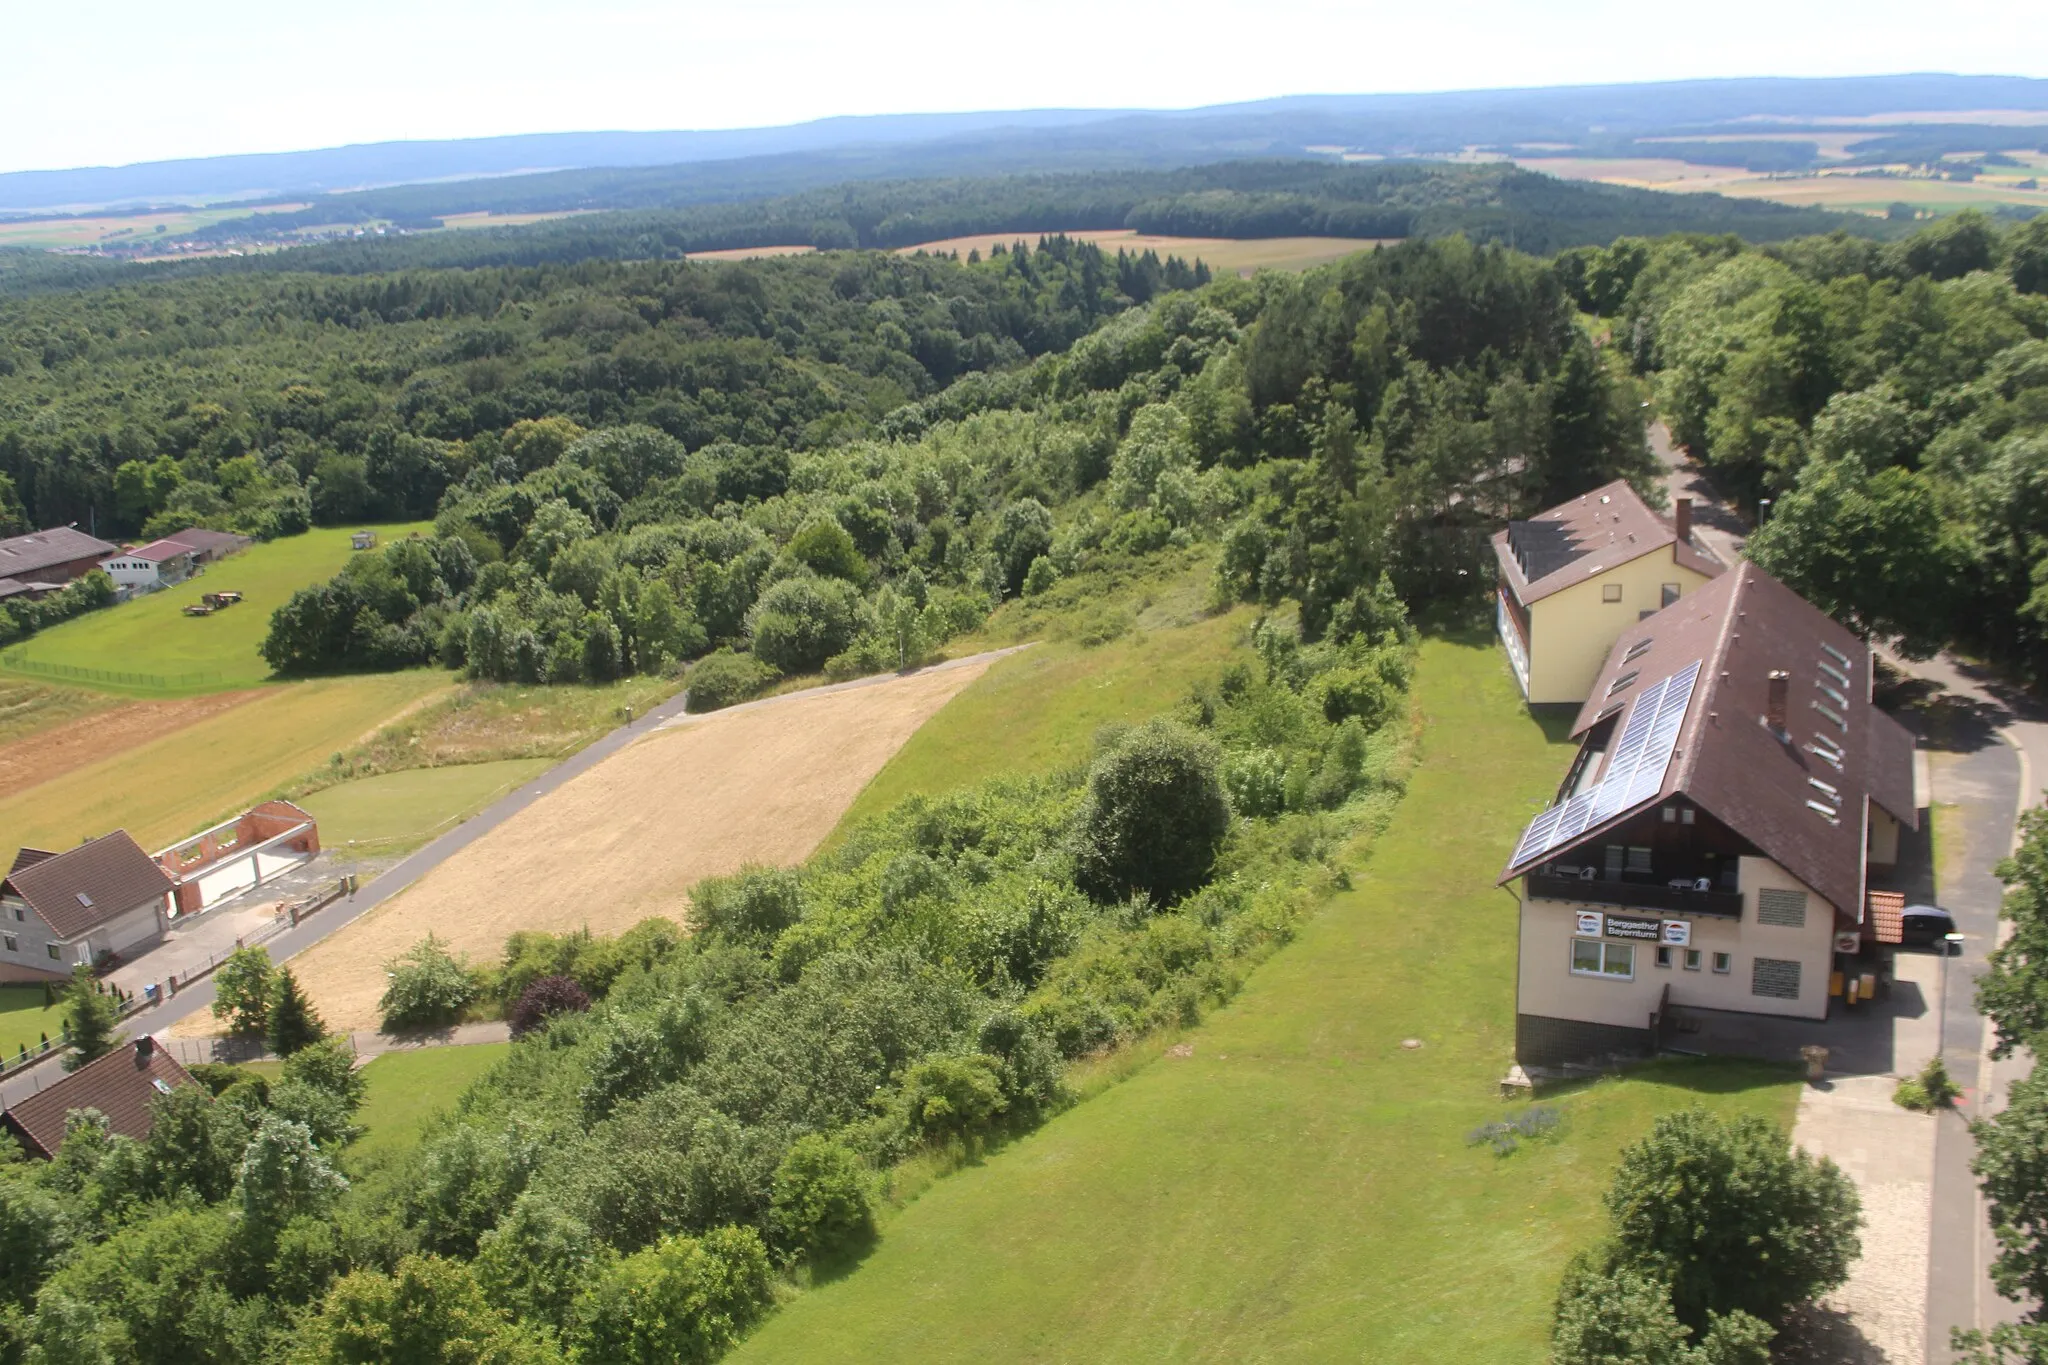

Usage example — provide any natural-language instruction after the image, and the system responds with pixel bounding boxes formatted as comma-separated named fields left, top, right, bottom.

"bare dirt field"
left=281, top=659, right=997, bottom=1030
left=0, top=688, right=264, bottom=796
left=685, top=244, right=819, bottom=261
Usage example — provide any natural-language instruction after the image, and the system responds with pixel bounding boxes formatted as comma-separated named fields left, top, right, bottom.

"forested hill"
left=47, top=161, right=1875, bottom=289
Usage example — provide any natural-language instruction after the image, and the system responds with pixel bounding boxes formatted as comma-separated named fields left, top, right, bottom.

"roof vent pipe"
left=1675, top=498, right=1693, bottom=546
left=1765, top=670, right=1790, bottom=737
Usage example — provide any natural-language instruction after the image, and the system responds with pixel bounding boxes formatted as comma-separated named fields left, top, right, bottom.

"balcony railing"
left=1527, top=872, right=1745, bottom=919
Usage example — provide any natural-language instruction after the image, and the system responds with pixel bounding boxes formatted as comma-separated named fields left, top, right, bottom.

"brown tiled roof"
left=7, top=849, right=57, bottom=877
left=1506, top=562, right=1918, bottom=918
left=125, top=538, right=199, bottom=564
left=2, top=832, right=173, bottom=940
left=1867, top=891, right=1906, bottom=945
left=2, top=1038, right=199, bottom=1158
left=1491, top=478, right=1724, bottom=605
left=0, top=526, right=119, bottom=580
left=164, top=528, right=248, bottom=559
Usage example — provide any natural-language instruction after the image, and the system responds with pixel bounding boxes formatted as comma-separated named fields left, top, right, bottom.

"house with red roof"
left=99, top=537, right=199, bottom=592
left=0, top=832, right=176, bottom=978
left=2, top=1036, right=200, bottom=1158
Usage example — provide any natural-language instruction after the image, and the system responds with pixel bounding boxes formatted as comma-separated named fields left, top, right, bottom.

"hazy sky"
left=4, top=0, right=2045, bottom=174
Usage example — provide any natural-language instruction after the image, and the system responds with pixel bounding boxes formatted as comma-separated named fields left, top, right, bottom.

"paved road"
left=1653, top=423, right=2035, bottom=1357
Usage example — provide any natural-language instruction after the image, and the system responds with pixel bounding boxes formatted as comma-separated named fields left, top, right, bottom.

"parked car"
left=1899, top=905, right=1959, bottom=950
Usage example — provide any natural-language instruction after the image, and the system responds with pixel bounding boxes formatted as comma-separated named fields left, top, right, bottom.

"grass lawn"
left=732, top=630, right=1800, bottom=1364
left=839, top=605, right=1251, bottom=831
left=0, top=523, right=431, bottom=696
left=345, top=1044, right=509, bottom=1172
left=0, top=670, right=453, bottom=852
left=0, top=984, right=63, bottom=1061
left=298, top=758, right=553, bottom=853
left=0, top=680, right=120, bottom=749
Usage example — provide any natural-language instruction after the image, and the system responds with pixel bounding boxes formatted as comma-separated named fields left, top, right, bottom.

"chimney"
left=1765, top=670, right=1790, bottom=736
left=1674, top=498, right=1693, bottom=546
left=134, top=1035, right=153, bottom=1060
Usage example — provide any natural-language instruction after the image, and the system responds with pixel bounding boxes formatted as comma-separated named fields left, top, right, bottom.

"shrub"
left=1022, top=554, right=1060, bottom=597
left=1074, top=719, right=1232, bottom=905
left=747, top=574, right=866, bottom=675
left=569, top=1225, right=773, bottom=1365
left=508, top=975, right=591, bottom=1039
left=684, top=647, right=776, bottom=713
left=1894, top=1055, right=1961, bottom=1112
left=1552, top=1256, right=1773, bottom=1365
left=768, top=1136, right=873, bottom=1262
left=1224, top=747, right=1288, bottom=817
left=992, top=498, right=1054, bottom=593
left=1602, top=1108, right=1861, bottom=1331
left=689, top=865, right=802, bottom=943
left=899, top=1053, right=1007, bottom=1141
left=378, top=934, right=479, bottom=1031
left=784, top=516, right=869, bottom=584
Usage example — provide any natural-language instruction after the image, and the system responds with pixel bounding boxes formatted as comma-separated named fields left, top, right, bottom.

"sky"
left=3, top=0, right=2046, bottom=174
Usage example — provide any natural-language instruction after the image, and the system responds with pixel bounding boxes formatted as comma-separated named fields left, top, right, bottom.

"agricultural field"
left=731, top=634, right=1801, bottom=1363
left=0, top=687, right=263, bottom=795
left=1516, top=151, right=2048, bottom=216
left=0, top=670, right=451, bottom=853
left=297, top=757, right=553, bottom=854
left=900, top=229, right=1392, bottom=274
left=0, top=679, right=122, bottom=750
left=0, top=202, right=308, bottom=251
left=285, top=657, right=1000, bottom=1030
left=0, top=522, right=432, bottom=695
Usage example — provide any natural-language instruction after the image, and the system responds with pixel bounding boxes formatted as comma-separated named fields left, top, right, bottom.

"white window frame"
left=1683, top=948, right=1702, bottom=971
left=1570, top=937, right=1635, bottom=981
left=1712, top=951, right=1733, bottom=974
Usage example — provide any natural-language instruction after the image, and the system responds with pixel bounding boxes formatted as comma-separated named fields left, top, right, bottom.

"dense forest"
left=0, top=228, right=1654, bottom=1360
left=1558, top=210, right=2048, bottom=677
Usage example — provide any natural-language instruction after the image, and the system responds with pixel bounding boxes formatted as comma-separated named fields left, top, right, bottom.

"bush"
left=569, top=1225, right=773, bottom=1365
left=1895, top=1055, right=1961, bottom=1112
left=1602, top=1108, right=1861, bottom=1331
left=684, top=648, right=777, bottom=713
left=508, top=975, right=591, bottom=1039
left=899, top=1053, right=1007, bottom=1141
left=689, top=865, right=802, bottom=943
left=1552, top=1256, right=1773, bottom=1365
left=1021, top=555, right=1060, bottom=597
left=1073, top=719, right=1232, bottom=905
left=211, top=946, right=278, bottom=1037
left=747, top=575, right=866, bottom=675
left=378, top=934, right=479, bottom=1031
left=768, top=1136, right=872, bottom=1262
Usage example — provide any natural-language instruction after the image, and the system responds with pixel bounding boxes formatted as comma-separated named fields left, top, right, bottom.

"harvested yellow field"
left=1514, top=155, right=2048, bottom=216
left=0, top=671, right=452, bottom=854
left=900, top=229, right=1391, bottom=274
left=685, top=244, right=820, bottom=261
left=286, top=659, right=997, bottom=1030
left=437, top=210, right=598, bottom=231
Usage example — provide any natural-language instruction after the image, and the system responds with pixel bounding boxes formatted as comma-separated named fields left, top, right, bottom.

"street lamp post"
left=1938, top=931, right=1968, bottom=1059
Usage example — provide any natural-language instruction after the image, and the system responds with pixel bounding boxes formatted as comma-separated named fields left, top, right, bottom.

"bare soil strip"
left=0, top=689, right=266, bottom=797
left=285, top=660, right=997, bottom=1030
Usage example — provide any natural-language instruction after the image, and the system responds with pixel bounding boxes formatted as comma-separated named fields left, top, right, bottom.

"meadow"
left=0, top=984, right=63, bottom=1061
left=731, top=632, right=1801, bottom=1363
left=296, top=758, right=553, bottom=853
left=0, top=669, right=451, bottom=852
left=343, top=1043, right=511, bottom=1172
left=0, top=203, right=309, bottom=251
left=0, top=523, right=432, bottom=695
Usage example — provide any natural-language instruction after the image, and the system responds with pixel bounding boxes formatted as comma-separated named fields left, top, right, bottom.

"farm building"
left=98, top=537, right=199, bottom=592
left=163, top=527, right=251, bottom=565
left=0, top=525, right=119, bottom=599
left=153, top=800, right=321, bottom=918
left=0, top=832, right=176, bottom=977
left=1493, top=480, right=1723, bottom=706
left=2, top=1036, right=200, bottom=1158
left=1500, top=563, right=1919, bottom=1068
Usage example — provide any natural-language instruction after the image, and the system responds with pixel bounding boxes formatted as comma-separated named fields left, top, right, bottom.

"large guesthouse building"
left=1500, top=563, right=1919, bottom=1068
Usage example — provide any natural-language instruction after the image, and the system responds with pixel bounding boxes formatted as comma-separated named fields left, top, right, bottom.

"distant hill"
left=4, top=73, right=2045, bottom=215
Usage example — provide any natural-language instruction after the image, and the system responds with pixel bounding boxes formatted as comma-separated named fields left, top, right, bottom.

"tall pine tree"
left=266, top=968, right=326, bottom=1058
left=61, top=966, right=118, bottom=1071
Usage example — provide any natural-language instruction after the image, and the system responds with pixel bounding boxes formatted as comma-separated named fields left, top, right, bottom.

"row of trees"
left=1561, top=211, right=2048, bottom=677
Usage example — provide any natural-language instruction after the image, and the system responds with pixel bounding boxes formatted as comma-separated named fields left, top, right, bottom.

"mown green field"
left=732, top=631, right=1800, bottom=1364
left=297, top=758, right=553, bottom=854
left=0, top=523, right=431, bottom=695
left=0, top=670, right=453, bottom=851
left=345, top=1044, right=510, bottom=1172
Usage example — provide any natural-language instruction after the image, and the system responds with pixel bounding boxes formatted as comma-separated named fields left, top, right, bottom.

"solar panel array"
left=1510, top=659, right=1703, bottom=870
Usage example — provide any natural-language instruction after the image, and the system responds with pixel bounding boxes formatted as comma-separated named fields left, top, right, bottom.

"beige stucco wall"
left=1869, top=805, right=1901, bottom=866
left=1523, top=548, right=1715, bottom=705
left=1517, top=855, right=1836, bottom=1027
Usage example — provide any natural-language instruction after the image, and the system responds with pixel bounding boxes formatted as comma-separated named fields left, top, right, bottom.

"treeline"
left=1559, top=210, right=2048, bottom=678
left=0, top=238, right=1152, bottom=538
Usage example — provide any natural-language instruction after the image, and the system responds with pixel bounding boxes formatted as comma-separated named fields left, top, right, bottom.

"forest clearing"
left=275, top=657, right=1000, bottom=1030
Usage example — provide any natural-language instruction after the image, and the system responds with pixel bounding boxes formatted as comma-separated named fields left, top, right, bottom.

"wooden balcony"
left=1526, top=872, right=1745, bottom=919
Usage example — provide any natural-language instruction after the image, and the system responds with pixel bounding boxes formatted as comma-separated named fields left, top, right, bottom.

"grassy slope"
left=0, top=985, right=62, bottom=1058
left=0, top=670, right=451, bottom=851
left=842, top=609, right=1253, bottom=830
left=0, top=681, right=120, bottom=749
left=344, top=1044, right=510, bottom=1172
left=733, top=632, right=1799, bottom=1364
left=1, top=523, right=430, bottom=695
left=298, top=757, right=552, bottom=853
